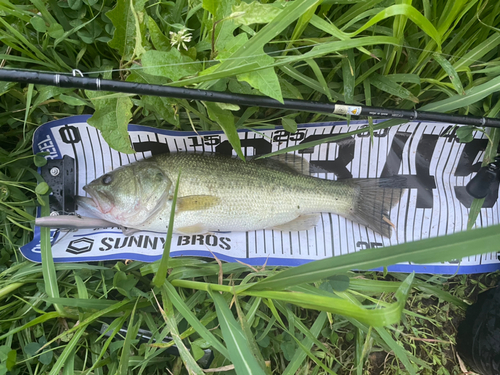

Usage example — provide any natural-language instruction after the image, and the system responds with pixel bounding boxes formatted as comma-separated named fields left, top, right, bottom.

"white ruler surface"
left=22, top=115, right=500, bottom=274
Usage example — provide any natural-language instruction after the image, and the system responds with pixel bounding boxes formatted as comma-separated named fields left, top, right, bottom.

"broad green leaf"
left=24, top=342, right=41, bottom=358
left=329, top=275, right=350, bottom=292
left=35, top=182, right=49, bottom=195
left=30, top=16, right=47, bottom=33
left=209, top=289, right=266, bottom=375
left=281, top=118, right=297, bottom=133
left=127, top=71, right=180, bottom=126
left=217, top=33, right=248, bottom=60
left=86, top=92, right=134, bottom=154
left=47, top=23, right=64, bottom=38
left=246, top=224, right=500, bottom=291
left=146, top=16, right=170, bottom=51
left=456, top=126, right=474, bottom=143
left=205, top=102, right=244, bottom=160
left=39, top=349, right=53, bottom=365
left=141, top=49, right=201, bottom=81
left=106, top=0, right=147, bottom=60
left=113, top=271, right=139, bottom=297
left=237, top=54, right=282, bottom=103
left=231, top=2, right=284, bottom=25
left=202, top=0, right=217, bottom=16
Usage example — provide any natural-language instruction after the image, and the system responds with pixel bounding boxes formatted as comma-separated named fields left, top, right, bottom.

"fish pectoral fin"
left=270, top=214, right=320, bottom=232
left=176, top=223, right=209, bottom=235
left=176, top=195, right=220, bottom=211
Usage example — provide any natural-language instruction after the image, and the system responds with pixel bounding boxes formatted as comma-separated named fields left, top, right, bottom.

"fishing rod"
left=1, top=68, right=500, bottom=128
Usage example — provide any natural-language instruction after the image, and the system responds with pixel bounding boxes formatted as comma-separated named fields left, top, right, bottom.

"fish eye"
left=101, top=175, right=113, bottom=185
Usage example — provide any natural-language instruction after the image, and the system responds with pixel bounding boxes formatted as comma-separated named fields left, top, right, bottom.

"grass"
left=1, top=0, right=500, bottom=373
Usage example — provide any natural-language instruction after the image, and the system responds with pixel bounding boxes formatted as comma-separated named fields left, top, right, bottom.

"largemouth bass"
left=71, top=153, right=404, bottom=237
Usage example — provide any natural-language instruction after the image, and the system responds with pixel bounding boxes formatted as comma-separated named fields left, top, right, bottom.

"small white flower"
left=169, top=28, right=193, bottom=51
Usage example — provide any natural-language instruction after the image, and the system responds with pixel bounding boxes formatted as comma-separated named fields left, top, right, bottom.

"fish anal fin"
left=270, top=214, right=320, bottom=232
left=176, top=195, right=220, bottom=211
left=176, top=223, right=209, bottom=235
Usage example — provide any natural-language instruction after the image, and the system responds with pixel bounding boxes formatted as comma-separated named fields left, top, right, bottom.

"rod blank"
left=1, top=69, right=499, bottom=128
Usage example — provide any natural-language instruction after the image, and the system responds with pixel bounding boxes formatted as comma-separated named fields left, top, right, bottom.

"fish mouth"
left=77, top=196, right=102, bottom=215
left=81, top=185, right=114, bottom=214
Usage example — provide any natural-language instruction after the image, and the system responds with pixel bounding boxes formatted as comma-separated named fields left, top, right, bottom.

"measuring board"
left=21, top=115, right=500, bottom=274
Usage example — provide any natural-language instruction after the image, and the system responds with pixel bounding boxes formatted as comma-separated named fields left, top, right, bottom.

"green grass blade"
left=259, top=119, right=407, bottom=157
left=234, top=298, right=270, bottom=374
left=152, top=171, right=181, bottom=288
left=467, top=127, right=500, bottom=229
left=163, top=281, right=230, bottom=359
left=39, top=195, right=64, bottom=316
left=201, top=0, right=319, bottom=86
left=433, top=53, right=465, bottom=95
left=346, top=4, right=441, bottom=48
left=453, top=32, right=500, bottom=71
left=370, top=73, right=419, bottom=103
left=0, top=311, right=61, bottom=341
left=117, top=301, right=140, bottom=375
left=246, top=224, right=500, bottom=291
left=48, top=327, right=86, bottom=375
left=342, top=49, right=355, bottom=104
left=159, top=287, right=205, bottom=375
left=282, top=311, right=327, bottom=375
left=420, top=73, right=500, bottom=112
left=374, top=326, right=417, bottom=375
left=209, top=288, right=267, bottom=375
left=172, top=279, right=407, bottom=327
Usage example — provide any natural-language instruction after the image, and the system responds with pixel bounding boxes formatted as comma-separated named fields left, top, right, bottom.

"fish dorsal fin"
left=270, top=214, right=320, bottom=232
left=176, top=195, right=220, bottom=211
left=251, top=154, right=310, bottom=175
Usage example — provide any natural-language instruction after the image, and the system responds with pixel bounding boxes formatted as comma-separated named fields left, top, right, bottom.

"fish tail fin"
left=346, top=178, right=405, bottom=238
